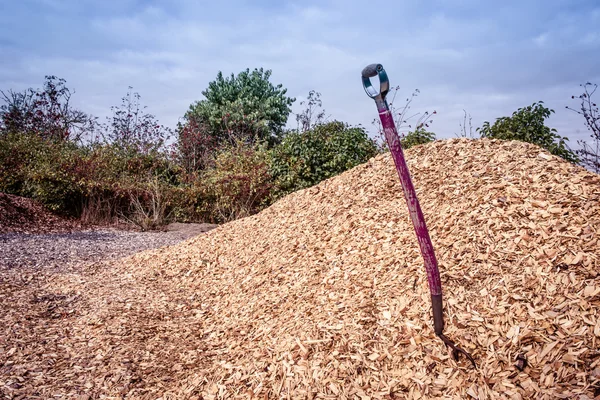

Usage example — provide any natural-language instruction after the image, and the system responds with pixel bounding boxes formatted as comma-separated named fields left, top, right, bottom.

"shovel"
left=361, top=63, right=476, bottom=367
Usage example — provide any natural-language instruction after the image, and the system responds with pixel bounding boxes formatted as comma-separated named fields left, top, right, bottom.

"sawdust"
left=2, top=138, right=599, bottom=399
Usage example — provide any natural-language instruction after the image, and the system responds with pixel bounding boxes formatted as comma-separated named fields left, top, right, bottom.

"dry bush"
left=118, top=176, right=175, bottom=231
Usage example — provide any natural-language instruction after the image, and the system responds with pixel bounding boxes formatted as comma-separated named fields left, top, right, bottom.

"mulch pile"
left=0, top=192, right=84, bottom=234
left=1, top=138, right=600, bottom=399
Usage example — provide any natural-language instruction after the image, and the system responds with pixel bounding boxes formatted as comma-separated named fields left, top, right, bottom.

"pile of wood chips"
left=0, top=192, right=84, bottom=234
left=2, top=138, right=599, bottom=399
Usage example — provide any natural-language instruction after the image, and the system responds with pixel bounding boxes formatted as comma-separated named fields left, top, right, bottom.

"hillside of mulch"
left=0, top=192, right=84, bottom=234
left=2, top=138, right=600, bottom=399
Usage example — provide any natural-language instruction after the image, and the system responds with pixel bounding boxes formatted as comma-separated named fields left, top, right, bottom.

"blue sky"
left=1, top=0, right=599, bottom=148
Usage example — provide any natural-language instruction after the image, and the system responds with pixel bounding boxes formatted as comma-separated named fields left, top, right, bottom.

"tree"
left=566, top=82, right=599, bottom=173
left=183, top=67, right=295, bottom=146
left=477, top=101, right=578, bottom=163
left=270, top=120, right=379, bottom=196
left=102, top=87, right=172, bottom=155
left=400, top=127, right=436, bottom=149
left=0, top=75, right=97, bottom=143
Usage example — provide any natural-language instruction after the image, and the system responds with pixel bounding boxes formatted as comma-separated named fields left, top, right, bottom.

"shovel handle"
left=361, top=63, right=390, bottom=102
left=361, top=62, right=477, bottom=368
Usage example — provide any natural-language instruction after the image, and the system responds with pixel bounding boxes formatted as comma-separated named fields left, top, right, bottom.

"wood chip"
left=1, top=138, right=599, bottom=399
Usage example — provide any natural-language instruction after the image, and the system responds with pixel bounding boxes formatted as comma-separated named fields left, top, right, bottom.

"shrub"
left=0, top=132, right=85, bottom=213
left=294, top=90, right=328, bottom=132
left=477, top=101, right=579, bottom=163
left=197, top=139, right=274, bottom=223
left=270, top=121, right=379, bottom=197
left=103, top=87, right=173, bottom=155
left=77, top=144, right=180, bottom=225
left=118, top=173, right=177, bottom=231
left=0, top=130, right=181, bottom=227
left=175, top=115, right=219, bottom=174
left=400, top=128, right=436, bottom=149
left=0, top=132, right=43, bottom=195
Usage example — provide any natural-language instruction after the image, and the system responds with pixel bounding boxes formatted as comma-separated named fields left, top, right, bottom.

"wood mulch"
left=1, top=138, right=599, bottom=399
left=0, top=223, right=218, bottom=273
left=0, top=192, right=86, bottom=234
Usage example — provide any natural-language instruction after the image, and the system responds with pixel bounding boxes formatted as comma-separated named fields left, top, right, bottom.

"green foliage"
left=0, top=131, right=180, bottom=224
left=0, top=132, right=43, bottom=195
left=184, top=68, right=295, bottom=146
left=270, top=121, right=379, bottom=197
left=477, top=101, right=579, bottom=163
left=0, top=70, right=391, bottom=228
left=0, top=132, right=83, bottom=212
left=400, top=128, right=436, bottom=149
left=196, top=139, right=274, bottom=223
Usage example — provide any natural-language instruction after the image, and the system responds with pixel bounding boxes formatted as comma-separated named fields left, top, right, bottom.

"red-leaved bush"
left=0, top=76, right=97, bottom=143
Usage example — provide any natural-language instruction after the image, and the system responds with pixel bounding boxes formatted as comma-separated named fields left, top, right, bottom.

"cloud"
left=1, top=0, right=599, bottom=149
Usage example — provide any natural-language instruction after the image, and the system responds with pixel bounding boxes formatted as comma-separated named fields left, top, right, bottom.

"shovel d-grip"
left=362, top=63, right=476, bottom=367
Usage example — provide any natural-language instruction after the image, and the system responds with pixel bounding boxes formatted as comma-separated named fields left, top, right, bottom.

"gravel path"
left=0, top=223, right=218, bottom=272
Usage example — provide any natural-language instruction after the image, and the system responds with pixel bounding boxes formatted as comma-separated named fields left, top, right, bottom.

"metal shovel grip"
left=361, top=64, right=390, bottom=102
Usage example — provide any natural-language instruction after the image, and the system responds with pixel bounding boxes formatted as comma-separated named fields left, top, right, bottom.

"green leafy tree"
left=183, top=68, right=295, bottom=147
left=270, top=120, right=379, bottom=197
left=400, top=127, right=436, bottom=149
left=477, top=101, right=578, bottom=163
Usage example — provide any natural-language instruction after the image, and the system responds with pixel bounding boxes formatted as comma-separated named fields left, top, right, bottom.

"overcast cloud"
left=1, top=0, right=599, bottom=148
